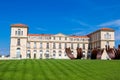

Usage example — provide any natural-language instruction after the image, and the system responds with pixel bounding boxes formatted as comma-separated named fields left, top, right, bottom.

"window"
left=106, top=41, right=109, bottom=46
left=104, top=32, right=111, bottom=39
left=53, top=54, right=56, bottom=56
left=70, top=38, right=73, bottom=41
left=83, top=44, right=85, bottom=49
left=33, top=50, right=37, bottom=58
left=21, top=31, right=23, bottom=35
left=59, top=51, right=62, bottom=57
left=59, top=43, right=61, bottom=49
left=27, top=42, right=30, bottom=48
left=77, top=43, right=79, bottom=48
left=46, top=43, right=49, bottom=49
left=40, top=50, right=43, bottom=53
left=71, top=43, right=73, bottom=49
left=17, top=39, right=20, bottom=46
left=15, top=31, right=17, bottom=35
left=59, top=54, right=61, bottom=56
left=53, top=37, right=55, bottom=40
left=16, top=48, right=21, bottom=58
left=74, top=38, right=76, bottom=41
left=27, top=50, right=31, bottom=58
left=18, top=29, right=21, bottom=36
left=39, top=36, right=42, bottom=40
left=53, top=43, right=56, bottom=49
left=64, top=53, right=67, bottom=56
left=59, top=37, right=61, bottom=40
left=40, top=50, right=43, bottom=58
left=65, top=37, right=67, bottom=40
left=34, top=42, right=37, bottom=49
left=65, top=43, right=67, bottom=48
left=46, top=50, right=49, bottom=58
left=53, top=50, right=56, bottom=57
left=40, top=42, right=42, bottom=48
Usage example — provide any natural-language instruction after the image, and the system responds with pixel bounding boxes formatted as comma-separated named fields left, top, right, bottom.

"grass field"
left=0, top=59, right=120, bottom=80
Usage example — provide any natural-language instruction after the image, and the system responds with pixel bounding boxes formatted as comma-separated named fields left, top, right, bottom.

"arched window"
left=33, top=50, right=37, bottom=58
left=16, top=48, right=21, bottom=58
left=59, top=51, right=62, bottom=57
left=34, top=50, right=37, bottom=53
left=46, top=50, right=49, bottom=54
left=53, top=50, right=56, bottom=57
left=40, top=50, right=43, bottom=58
left=64, top=51, right=67, bottom=56
left=40, top=50, right=43, bottom=54
left=27, top=50, right=31, bottom=58
left=46, top=50, right=49, bottom=58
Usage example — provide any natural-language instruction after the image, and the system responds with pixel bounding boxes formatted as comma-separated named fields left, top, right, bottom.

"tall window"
left=18, top=29, right=21, bottom=36
left=53, top=50, right=56, bottom=57
left=46, top=43, right=49, bottom=49
left=21, top=31, right=23, bottom=35
left=77, top=43, right=79, bottom=48
left=17, top=39, right=20, bottom=46
left=15, top=31, right=17, bottom=35
left=59, top=43, right=61, bottom=49
left=53, top=43, right=56, bottom=49
left=71, top=43, right=73, bottom=49
left=65, top=43, right=67, bottom=48
left=34, top=42, right=37, bottom=49
left=59, top=51, right=62, bottom=57
left=59, top=37, right=61, bottom=40
left=40, top=50, right=43, bottom=58
left=65, top=37, right=67, bottom=40
left=53, top=37, right=55, bottom=40
left=27, top=42, right=30, bottom=48
left=46, top=50, right=49, bottom=58
left=49, top=37, right=51, bottom=39
left=27, top=50, right=31, bottom=58
left=40, top=42, right=42, bottom=48
left=83, top=44, right=85, bottom=49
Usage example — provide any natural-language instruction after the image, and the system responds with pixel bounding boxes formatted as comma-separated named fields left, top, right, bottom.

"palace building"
left=10, top=24, right=115, bottom=59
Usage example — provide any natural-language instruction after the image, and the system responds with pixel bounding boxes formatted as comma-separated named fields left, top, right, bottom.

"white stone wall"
left=10, top=25, right=115, bottom=59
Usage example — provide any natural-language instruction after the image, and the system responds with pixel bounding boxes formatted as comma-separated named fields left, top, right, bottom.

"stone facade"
left=10, top=24, right=115, bottom=59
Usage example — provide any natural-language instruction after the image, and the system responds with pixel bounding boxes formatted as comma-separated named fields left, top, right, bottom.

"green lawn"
left=0, top=59, right=120, bottom=80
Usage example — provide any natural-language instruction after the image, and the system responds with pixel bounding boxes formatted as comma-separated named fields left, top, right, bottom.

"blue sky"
left=0, top=0, right=120, bottom=55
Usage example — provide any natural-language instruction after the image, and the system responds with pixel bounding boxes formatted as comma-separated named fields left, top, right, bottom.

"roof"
left=28, top=34, right=52, bottom=36
left=28, top=34, right=89, bottom=38
left=11, top=23, right=28, bottom=28
left=70, top=35, right=89, bottom=38
left=87, top=27, right=114, bottom=36
left=100, top=28, right=114, bottom=31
